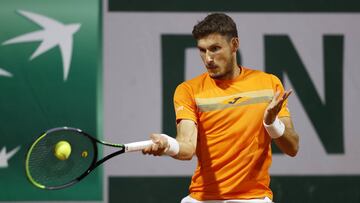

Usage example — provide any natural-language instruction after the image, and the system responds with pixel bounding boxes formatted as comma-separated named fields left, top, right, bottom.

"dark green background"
left=110, top=176, right=360, bottom=203
left=109, top=0, right=360, bottom=12
left=0, top=0, right=102, bottom=200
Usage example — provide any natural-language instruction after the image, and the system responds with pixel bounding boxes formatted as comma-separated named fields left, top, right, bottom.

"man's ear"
left=231, top=37, right=239, bottom=53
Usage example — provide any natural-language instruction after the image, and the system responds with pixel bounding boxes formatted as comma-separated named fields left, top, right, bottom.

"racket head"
left=25, top=127, right=98, bottom=190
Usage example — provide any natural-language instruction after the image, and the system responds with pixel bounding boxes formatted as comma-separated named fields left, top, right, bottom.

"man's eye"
left=211, top=46, right=221, bottom=52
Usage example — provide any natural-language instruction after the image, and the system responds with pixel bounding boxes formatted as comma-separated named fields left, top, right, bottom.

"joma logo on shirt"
left=228, top=97, right=242, bottom=104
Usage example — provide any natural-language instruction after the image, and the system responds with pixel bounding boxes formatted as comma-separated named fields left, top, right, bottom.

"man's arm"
left=174, top=119, right=198, bottom=160
left=264, top=90, right=299, bottom=157
left=273, top=117, right=299, bottom=157
left=142, top=119, right=197, bottom=160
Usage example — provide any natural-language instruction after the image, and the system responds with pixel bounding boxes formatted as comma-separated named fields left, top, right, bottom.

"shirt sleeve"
left=173, top=82, right=197, bottom=124
left=270, top=74, right=291, bottom=118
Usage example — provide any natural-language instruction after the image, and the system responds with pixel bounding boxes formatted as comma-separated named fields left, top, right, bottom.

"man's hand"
left=142, top=134, right=169, bottom=156
left=264, top=89, right=292, bottom=125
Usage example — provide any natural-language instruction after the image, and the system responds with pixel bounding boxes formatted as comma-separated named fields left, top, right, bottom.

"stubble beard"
left=208, top=58, right=236, bottom=80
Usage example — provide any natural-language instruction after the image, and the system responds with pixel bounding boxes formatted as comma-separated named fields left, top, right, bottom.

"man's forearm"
left=273, top=117, right=299, bottom=157
left=174, top=141, right=196, bottom=160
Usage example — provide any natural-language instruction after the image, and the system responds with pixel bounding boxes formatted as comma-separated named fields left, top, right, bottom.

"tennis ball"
left=54, top=141, right=71, bottom=160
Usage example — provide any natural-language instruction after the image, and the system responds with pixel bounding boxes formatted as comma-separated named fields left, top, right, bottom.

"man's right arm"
left=174, top=119, right=197, bottom=160
left=142, top=82, right=198, bottom=159
left=142, top=119, right=197, bottom=160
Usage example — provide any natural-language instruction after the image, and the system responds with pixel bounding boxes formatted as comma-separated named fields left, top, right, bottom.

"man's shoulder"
left=182, top=72, right=208, bottom=87
left=243, top=66, right=283, bottom=88
left=174, top=72, right=208, bottom=95
left=243, top=66, right=273, bottom=78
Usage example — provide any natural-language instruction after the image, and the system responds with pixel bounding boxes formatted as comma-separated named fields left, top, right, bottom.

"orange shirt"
left=174, top=66, right=290, bottom=201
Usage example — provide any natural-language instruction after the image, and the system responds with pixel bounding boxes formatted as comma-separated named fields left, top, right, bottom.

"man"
left=143, top=13, right=299, bottom=203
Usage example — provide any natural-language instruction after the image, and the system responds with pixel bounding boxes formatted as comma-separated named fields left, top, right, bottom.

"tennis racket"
left=25, top=126, right=153, bottom=190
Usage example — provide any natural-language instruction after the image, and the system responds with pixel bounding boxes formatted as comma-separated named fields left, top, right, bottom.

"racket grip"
left=125, top=140, right=153, bottom=152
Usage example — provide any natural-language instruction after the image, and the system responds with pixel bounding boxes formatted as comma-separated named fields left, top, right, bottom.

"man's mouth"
left=206, top=65, right=218, bottom=70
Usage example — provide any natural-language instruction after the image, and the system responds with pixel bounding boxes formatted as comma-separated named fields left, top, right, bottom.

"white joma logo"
left=0, top=146, right=20, bottom=168
left=2, top=10, right=81, bottom=81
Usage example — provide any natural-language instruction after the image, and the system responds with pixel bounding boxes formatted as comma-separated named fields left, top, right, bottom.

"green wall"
left=109, top=176, right=360, bottom=203
left=0, top=0, right=102, bottom=201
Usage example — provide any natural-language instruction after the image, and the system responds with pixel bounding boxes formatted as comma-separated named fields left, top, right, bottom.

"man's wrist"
left=263, top=117, right=285, bottom=139
left=160, top=134, right=180, bottom=156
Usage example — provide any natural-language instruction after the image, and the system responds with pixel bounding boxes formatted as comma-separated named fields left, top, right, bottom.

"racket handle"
left=125, top=140, right=153, bottom=152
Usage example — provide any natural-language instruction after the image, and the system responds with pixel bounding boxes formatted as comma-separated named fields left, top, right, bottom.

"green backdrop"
left=0, top=0, right=102, bottom=201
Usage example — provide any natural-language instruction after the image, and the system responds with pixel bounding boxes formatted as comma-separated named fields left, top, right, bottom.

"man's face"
left=197, top=33, right=238, bottom=80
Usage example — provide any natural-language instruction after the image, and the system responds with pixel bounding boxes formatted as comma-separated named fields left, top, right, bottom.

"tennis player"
left=143, top=13, right=299, bottom=203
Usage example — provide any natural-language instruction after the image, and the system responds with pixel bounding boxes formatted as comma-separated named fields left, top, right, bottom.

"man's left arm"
left=273, top=116, right=299, bottom=157
left=263, top=90, right=299, bottom=157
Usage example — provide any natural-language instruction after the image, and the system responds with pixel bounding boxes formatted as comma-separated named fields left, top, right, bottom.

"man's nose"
left=206, top=51, right=214, bottom=63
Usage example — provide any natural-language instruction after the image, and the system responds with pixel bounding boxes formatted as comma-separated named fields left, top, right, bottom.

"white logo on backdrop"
left=2, top=10, right=81, bottom=81
left=0, top=68, right=12, bottom=77
left=0, top=146, right=20, bottom=168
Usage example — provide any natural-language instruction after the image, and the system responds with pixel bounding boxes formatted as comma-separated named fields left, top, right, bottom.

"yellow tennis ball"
left=54, top=141, right=71, bottom=160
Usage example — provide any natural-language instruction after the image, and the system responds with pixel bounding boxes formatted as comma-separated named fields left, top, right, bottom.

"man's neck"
left=222, top=64, right=241, bottom=80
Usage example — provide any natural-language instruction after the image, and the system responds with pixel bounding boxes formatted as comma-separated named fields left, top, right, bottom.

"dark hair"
left=192, top=13, right=238, bottom=40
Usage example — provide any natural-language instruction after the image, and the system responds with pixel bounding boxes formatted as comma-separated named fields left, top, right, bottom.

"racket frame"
left=25, top=127, right=127, bottom=190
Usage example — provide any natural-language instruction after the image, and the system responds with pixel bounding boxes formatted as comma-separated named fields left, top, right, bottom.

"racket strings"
left=26, top=129, right=96, bottom=188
